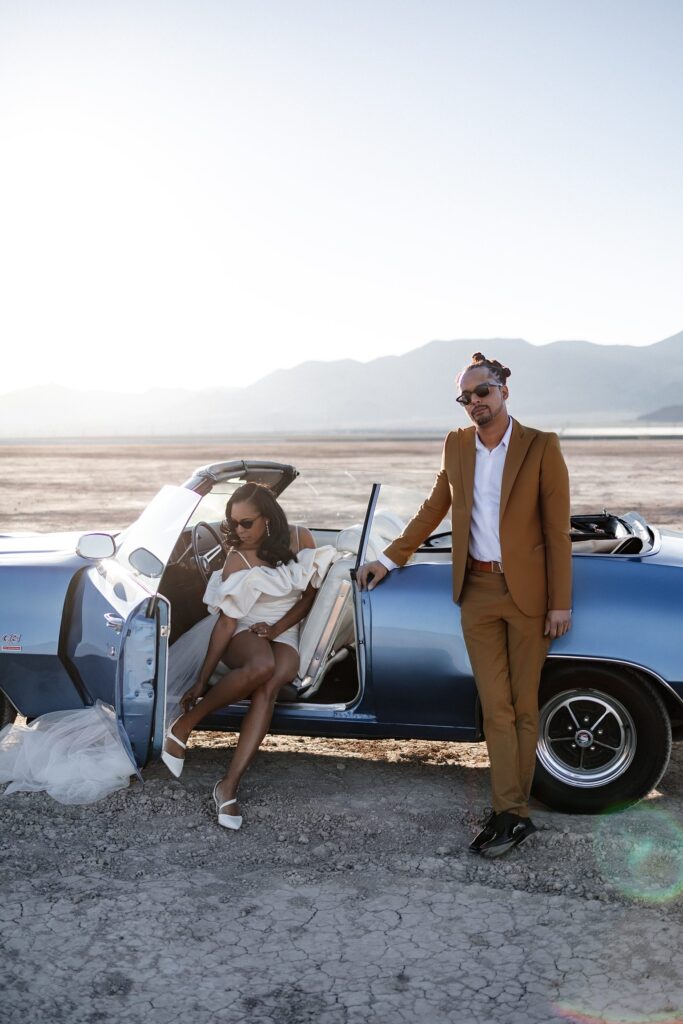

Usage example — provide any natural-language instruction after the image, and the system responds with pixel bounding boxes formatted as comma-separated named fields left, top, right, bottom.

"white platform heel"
left=212, top=783, right=243, bottom=830
left=161, top=720, right=187, bottom=778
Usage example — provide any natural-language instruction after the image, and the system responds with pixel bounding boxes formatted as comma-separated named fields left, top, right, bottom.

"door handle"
left=104, top=612, right=124, bottom=633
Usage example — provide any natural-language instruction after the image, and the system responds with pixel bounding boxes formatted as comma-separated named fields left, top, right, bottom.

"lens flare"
left=592, top=802, right=683, bottom=905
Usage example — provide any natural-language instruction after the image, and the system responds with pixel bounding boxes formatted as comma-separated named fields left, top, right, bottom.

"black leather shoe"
left=479, top=812, right=537, bottom=858
left=468, top=810, right=498, bottom=853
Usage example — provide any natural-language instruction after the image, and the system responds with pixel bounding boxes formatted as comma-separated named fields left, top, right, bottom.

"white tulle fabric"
left=165, top=611, right=219, bottom=728
left=0, top=700, right=135, bottom=805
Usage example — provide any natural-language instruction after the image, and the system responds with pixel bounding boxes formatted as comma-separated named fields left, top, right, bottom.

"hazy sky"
left=1, top=0, right=681, bottom=393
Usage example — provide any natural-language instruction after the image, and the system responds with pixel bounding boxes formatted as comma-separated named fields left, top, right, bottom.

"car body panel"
left=62, top=560, right=171, bottom=768
left=363, top=563, right=478, bottom=737
left=549, top=545, right=683, bottom=705
left=0, top=551, right=84, bottom=657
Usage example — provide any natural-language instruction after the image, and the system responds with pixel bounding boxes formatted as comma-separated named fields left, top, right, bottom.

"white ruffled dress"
left=203, top=545, right=339, bottom=651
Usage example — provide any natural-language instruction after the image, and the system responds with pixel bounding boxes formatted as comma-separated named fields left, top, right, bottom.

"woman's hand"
left=250, top=621, right=278, bottom=641
left=180, top=680, right=209, bottom=714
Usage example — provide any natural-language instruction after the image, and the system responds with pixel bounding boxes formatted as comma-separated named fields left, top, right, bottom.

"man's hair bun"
left=464, top=352, right=511, bottom=383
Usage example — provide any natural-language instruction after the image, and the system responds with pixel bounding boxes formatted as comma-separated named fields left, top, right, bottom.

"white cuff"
left=378, top=552, right=398, bottom=571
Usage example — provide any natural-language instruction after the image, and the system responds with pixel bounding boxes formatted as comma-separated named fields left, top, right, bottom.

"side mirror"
left=127, top=547, right=164, bottom=579
left=76, top=532, right=116, bottom=560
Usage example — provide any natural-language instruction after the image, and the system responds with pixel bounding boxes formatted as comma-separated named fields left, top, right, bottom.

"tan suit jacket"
left=383, top=419, right=572, bottom=617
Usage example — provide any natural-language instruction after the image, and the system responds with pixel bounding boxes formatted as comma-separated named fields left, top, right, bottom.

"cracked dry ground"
left=2, top=733, right=683, bottom=1024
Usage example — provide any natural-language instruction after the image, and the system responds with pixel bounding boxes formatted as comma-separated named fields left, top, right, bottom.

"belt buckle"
left=491, top=560, right=504, bottom=574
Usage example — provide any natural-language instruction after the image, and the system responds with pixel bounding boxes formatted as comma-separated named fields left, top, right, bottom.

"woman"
left=161, top=482, right=337, bottom=830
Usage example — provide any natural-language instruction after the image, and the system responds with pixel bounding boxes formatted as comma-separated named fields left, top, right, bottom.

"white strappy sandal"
left=212, top=783, right=243, bottom=830
left=161, top=719, right=187, bottom=778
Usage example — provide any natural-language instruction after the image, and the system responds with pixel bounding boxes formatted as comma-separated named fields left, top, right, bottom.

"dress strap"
left=231, top=547, right=254, bottom=569
left=295, top=524, right=300, bottom=552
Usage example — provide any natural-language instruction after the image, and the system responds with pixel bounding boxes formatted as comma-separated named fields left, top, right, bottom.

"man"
left=357, top=352, right=572, bottom=857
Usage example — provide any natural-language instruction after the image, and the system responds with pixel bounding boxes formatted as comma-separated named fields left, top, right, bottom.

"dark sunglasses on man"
left=456, top=382, right=505, bottom=406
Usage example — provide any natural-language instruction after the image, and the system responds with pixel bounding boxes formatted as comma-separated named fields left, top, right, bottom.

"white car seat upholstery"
left=296, top=555, right=355, bottom=697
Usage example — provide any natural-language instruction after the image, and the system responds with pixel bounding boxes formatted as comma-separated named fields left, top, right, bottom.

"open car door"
left=65, top=486, right=203, bottom=770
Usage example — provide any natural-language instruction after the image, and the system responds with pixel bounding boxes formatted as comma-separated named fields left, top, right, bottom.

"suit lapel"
left=458, top=428, right=476, bottom=513
left=499, top=419, right=534, bottom=521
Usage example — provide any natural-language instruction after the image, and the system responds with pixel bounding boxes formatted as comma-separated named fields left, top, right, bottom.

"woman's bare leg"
left=165, top=628, right=274, bottom=754
left=214, top=640, right=299, bottom=815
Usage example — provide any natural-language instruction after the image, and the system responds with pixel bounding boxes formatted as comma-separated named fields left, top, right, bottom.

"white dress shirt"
left=378, top=417, right=513, bottom=571
left=469, top=416, right=512, bottom=562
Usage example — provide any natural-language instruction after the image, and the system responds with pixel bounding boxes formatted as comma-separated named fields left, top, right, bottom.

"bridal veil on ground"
left=0, top=700, right=135, bottom=805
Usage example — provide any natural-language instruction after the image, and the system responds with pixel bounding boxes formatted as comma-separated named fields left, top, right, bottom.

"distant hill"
left=638, top=405, right=683, bottom=422
left=1, top=332, right=682, bottom=437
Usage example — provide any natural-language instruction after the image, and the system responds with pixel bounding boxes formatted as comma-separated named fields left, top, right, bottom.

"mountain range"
left=1, top=333, right=682, bottom=438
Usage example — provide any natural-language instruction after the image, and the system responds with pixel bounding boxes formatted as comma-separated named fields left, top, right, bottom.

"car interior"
left=569, top=511, right=653, bottom=555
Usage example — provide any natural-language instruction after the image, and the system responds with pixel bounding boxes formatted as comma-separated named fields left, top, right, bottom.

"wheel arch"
left=543, top=654, right=683, bottom=726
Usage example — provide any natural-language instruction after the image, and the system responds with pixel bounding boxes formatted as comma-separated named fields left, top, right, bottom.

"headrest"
left=335, top=525, right=379, bottom=560
left=372, top=510, right=405, bottom=545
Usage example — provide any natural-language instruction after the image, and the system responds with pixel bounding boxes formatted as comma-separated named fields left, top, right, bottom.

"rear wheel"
left=532, top=664, right=672, bottom=814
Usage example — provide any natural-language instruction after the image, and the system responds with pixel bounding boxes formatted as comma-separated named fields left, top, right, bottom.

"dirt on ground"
left=2, top=437, right=683, bottom=533
left=2, top=438, right=683, bottom=1023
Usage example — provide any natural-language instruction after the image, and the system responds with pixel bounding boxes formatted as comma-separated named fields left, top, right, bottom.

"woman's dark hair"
left=221, top=482, right=296, bottom=567
left=458, top=351, right=511, bottom=385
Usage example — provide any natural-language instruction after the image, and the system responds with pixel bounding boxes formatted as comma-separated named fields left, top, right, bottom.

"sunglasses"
left=229, top=514, right=263, bottom=531
left=456, top=382, right=504, bottom=406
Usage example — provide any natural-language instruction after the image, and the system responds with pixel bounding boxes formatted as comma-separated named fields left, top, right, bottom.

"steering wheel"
left=191, top=521, right=226, bottom=583
left=421, top=532, right=453, bottom=549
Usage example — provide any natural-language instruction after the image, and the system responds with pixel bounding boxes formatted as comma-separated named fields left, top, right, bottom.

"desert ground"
left=2, top=438, right=683, bottom=1024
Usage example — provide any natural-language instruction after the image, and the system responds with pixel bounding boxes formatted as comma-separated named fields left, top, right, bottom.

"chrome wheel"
left=537, top=687, right=637, bottom=789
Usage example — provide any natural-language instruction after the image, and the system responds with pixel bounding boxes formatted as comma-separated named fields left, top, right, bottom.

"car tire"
left=0, top=690, right=18, bottom=729
left=532, top=663, right=672, bottom=814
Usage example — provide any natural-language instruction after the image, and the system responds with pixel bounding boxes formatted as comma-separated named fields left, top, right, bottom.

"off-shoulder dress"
left=203, top=543, right=338, bottom=652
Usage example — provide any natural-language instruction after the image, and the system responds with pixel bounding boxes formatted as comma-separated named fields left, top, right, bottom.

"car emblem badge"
left=1, top=632, right=22, bottom=652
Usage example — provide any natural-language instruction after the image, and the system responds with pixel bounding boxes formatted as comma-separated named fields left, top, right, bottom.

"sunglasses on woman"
left=456, top=382, right=504, bottom=406
left=229, top=514, right=263, bottom=531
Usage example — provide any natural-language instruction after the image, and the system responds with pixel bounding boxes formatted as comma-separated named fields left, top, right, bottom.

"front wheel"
left=532, top=664, right=672, bottom=814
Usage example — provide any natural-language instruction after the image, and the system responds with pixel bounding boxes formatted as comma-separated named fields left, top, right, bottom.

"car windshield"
left=115, top=485, right=201, bottom=591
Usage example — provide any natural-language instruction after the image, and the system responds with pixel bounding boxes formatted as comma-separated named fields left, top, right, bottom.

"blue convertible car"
left=1, top=458, right=681, bottom=813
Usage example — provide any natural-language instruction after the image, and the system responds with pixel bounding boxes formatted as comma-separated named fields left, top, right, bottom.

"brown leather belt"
left=467, top=557, right=504, bottom=574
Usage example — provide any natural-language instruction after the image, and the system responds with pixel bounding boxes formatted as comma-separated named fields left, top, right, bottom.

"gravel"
left=2, top=731, right=683, bottom=1023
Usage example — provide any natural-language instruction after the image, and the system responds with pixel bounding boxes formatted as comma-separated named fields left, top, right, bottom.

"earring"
left=266, top=521, right=270, bottom=537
